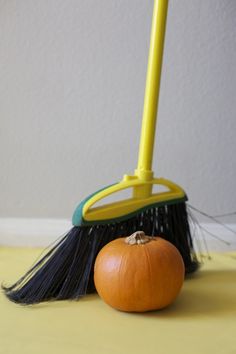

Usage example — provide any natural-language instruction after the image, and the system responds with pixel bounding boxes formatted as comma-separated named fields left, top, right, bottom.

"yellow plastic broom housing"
left=78, top=176, right=186, bottom=225
left=72, top=0, right=186, bottom=226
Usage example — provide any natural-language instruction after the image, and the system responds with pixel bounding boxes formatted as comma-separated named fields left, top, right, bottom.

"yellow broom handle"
left=136, top=0, right=168, bottom=179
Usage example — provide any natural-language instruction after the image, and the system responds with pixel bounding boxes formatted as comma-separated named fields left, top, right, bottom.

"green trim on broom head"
left=73, top=195, right=188, bottom=226
left=72, top=183, right=117, bottom=226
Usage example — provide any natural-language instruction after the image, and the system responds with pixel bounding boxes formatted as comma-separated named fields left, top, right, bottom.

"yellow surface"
left=1, top=247, right=236, bottom=354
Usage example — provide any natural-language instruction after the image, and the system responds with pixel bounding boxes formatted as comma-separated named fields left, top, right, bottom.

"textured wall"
left=1, top=0, right=236, bottom=222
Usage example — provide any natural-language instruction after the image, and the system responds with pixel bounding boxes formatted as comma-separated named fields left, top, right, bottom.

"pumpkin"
left=94, top=231, right=185, bottom=312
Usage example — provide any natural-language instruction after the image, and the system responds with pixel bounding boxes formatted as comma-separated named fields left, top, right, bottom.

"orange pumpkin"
left=94, top=231, right=185, bottom=312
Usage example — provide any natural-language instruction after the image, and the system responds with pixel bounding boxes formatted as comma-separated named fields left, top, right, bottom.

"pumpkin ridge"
left=166, top=244, right=185, bottom=296
left=156, top=242, right=169, bottom=307
left=117, top=245, right=126, bottom=308
left=143, top=243, right=154, bottom=310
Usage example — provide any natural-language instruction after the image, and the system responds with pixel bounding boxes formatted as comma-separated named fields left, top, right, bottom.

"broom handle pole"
left=135, top=0, right=168, bottom=180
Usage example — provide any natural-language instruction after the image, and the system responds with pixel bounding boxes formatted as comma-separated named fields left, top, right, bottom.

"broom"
left=3, top=0, right=198, bottom=304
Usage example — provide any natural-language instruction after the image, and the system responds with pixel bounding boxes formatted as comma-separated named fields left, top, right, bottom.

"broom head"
left=3, top=175, right=198, bottom=304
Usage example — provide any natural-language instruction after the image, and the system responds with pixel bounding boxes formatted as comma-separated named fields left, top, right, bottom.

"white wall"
left=1, top=0, right=236, bottom=224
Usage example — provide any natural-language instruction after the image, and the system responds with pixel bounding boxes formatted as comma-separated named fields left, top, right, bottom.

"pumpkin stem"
left=125, top=231, right=154, bottom=245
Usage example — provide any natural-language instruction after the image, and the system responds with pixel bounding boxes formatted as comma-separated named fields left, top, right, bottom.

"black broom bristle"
left=2, top=202, right=199, bottom=304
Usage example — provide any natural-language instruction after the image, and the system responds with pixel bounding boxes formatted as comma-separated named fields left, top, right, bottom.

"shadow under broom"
left=3, top=0, right=199, bottom=304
